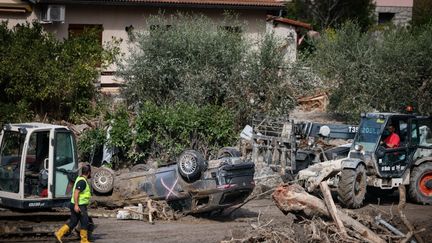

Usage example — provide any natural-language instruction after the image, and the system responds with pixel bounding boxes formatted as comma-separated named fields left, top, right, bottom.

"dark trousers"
left=67, top=203, right=89, bottom=230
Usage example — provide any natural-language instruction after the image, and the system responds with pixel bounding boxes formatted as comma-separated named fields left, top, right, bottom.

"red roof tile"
left=267, top=15, right=312, bottom=30
left=39, top=0, right=286, bottom=8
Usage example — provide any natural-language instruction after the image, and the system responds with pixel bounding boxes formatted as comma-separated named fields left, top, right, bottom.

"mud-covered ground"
left=89, top=194, right=432, bottom=243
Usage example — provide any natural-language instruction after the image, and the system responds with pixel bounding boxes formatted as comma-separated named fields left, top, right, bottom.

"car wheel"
left=217, top=147, right=241, bottom=159
left=91, top=167, right=114, bottom=194
left=338, top=164, right=367, bottom=208
left=409, top=162, right=432, bottom=205
left=130, top=164, right=150, bottom=172
left=178, top=150, right=206, bottom=182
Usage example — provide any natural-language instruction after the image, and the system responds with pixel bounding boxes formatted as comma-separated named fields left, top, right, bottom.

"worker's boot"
left=87, top=230, right=95, bottom=242
left=54, top=224, right=70, bottom=243
left=80, top=229, right=91, bottom=243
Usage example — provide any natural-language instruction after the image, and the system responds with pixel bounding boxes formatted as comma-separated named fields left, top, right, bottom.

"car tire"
left=91, top=167, right=115, bottom=194
left=130, top=164, right=150, bottom=172
left=338, top=164, right=367, bottom=208
left=409, top=162, right=432, bottom=205
left=217, top=147, right=241, bottom=159
left=177, top=150, right=206, bottom=182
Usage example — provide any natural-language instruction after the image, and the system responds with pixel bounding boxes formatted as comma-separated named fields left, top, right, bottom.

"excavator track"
left=0, top=208, right=73, bottom=240
left=0, top=207, right=116, bottom=241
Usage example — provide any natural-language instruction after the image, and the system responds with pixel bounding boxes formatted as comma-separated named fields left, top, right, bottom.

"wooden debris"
left=319, top=181, right=348, bottom=239
left=297, top=92, right=328, bottom=112
left=397, top=185, right=424, bottom=243
left=147, top=199, right=156, bottom=224
left=113, top=197, right=180, bottom=224
left=272, top=183, right=386, bottom=243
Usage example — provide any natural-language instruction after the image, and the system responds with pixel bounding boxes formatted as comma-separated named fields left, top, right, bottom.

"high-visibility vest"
left=71, top=176, right=91, bottom=205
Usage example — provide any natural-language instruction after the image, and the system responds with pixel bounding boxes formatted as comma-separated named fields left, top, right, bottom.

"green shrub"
left=0, top=21, right=119, bottom=124
left=135, top=102, right=236, bottom=161
left=119, top=13, right=296, bottom=127
left=78, top=127, right=106, bottom=164
left=104, top=106, right=134, bottom=167
left=304, top=22, right=432, bottom=121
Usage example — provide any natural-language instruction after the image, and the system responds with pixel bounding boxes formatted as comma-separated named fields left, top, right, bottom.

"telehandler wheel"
left=338, top=164, right=367, bottom=208
left=409, top=162, right=432, bottom=205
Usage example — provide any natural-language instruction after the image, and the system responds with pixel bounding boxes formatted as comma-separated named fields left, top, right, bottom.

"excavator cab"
left=0, top=123, right=78, bottom=209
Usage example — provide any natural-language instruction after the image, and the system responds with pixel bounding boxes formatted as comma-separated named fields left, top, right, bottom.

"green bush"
left=106, top=106, right=132, bottom=152
left=304, top=22, right=432, bottom=121
left=78, top=127, right=106, bottom=164
left=0, top=22, right=119, bottom=123
left=119, top=13, right=296, bottom=127
left=285, top=0, right=375, bottom=31
left=135, top=102, right=236, bottom=161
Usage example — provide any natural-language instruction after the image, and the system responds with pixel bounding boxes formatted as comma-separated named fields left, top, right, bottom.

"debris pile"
left=92, top=171, right=183, bottom=223
left=93, top=194, right=181, bottom=223
left=116, top=199, right=180, bottom=223
left=224, top=183, right=425, bottom=243
left=297, top=92, right=328, bottom=112
left=252, top=161, right=284, bottom=196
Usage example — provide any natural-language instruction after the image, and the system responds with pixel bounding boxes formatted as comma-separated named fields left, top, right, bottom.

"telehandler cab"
left=299, top=113, right=432, bottom=208
left=339, top=113, right=432, bottom=208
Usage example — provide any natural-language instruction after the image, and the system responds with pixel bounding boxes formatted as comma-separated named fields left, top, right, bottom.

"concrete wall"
left=266, top=21, right=297, bottom=63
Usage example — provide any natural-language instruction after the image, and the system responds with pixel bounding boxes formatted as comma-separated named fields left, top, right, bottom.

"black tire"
left=91, top=167, right=115, bottom=194
left=177, top=150, right=206, bottom=182
left=338, top=164, right=367, bottom=208
left=409, top=162, right=432, bottom=205
left=130, top=164, right=150, bottom=172
left=217, top=147, right=241, bottom=159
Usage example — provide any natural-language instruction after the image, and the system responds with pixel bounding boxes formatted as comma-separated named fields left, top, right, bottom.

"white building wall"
left=266, top=21, right=297, bottom=63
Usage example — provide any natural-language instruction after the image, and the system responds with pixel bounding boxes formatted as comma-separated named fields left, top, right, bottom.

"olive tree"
left=119, top=13, right=299, bottom=126
left=304, top=22, right=432, bottom=121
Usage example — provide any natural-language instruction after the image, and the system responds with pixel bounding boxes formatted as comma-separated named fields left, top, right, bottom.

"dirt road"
left=90, top=196, right=432, bottom=243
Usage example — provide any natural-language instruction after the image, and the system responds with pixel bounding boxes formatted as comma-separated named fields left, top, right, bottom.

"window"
left=68, top=24, right=103, bottom=67
left=398, top=120, right=408, bottom=146
left=24, top=131, right=50, bottom=197
left=54, top=132, right=75, bottom=167
left=68, top=24, right=103, bottom=45
left=0, top=131, right=25, bottom=193
left=378, top=12, right=395, bottom=24
left=54, top=131, right=77, bottom=197
left=418, top=120, right=432, bottom=147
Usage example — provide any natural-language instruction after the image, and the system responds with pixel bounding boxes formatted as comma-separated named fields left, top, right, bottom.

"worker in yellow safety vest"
left=55, top=163, right=92, bottom=243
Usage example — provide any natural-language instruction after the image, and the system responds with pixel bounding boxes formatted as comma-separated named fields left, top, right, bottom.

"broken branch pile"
left=270, top=183, right=425, bottom=243
left=225, top=183, right=425, bottom=243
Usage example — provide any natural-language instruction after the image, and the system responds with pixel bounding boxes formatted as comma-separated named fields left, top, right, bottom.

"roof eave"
left=36, top=0, right=285, bottom=10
